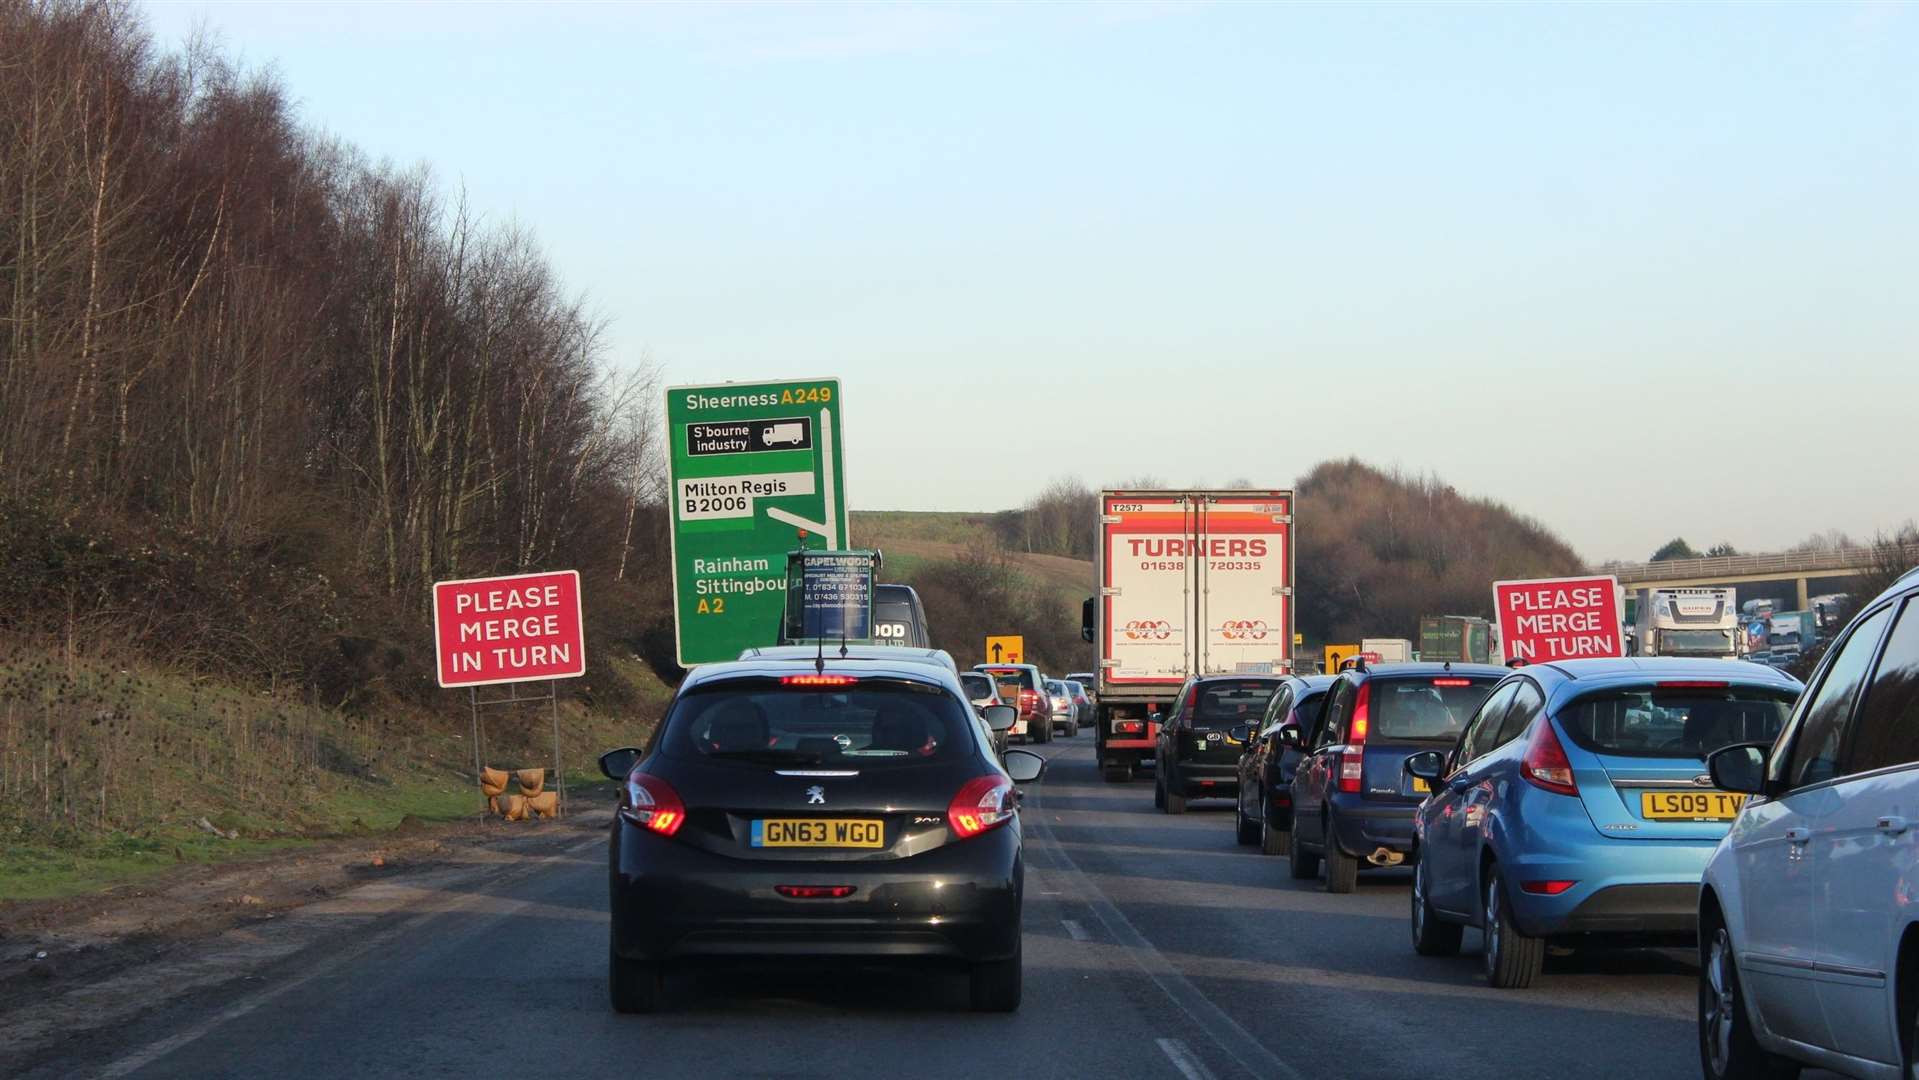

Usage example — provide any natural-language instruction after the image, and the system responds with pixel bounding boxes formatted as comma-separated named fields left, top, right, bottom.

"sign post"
left=985, top=635, right=1025, bottom=665
left=433, top=570, right=586, bottom=818
left=666, top=378, right=848, bottom=666
left=1493, top=575, right=1624, bottom=664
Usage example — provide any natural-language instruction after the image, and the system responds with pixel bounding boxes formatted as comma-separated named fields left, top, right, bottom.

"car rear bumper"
left=1169, top=761, right=1239, bottom=795
left=609, top=818, right=1023, bottom=965
left=1328, top=799, right=1418, bottom=857
left=1103, top=738, right=1154, bottom=751
left=1503, top=838, right=1714, bottom=939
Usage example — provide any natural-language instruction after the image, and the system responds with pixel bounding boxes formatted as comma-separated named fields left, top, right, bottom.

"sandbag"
left=497, top=794, right=528, bottom=821
left=526, top=791, right=560, bottom=819
left=516, top=768, right=545, bottom=796
left=479, top=767, right=510, bottom=797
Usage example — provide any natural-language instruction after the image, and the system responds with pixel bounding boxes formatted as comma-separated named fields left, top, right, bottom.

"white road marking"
left=1157, top=1038, right=1220, bottom=1080
left=1025, top=751, right=1304, bottom=1080
left=92, top=834, right=603, bottom=1079
left=1061, top=918, right=1090, bottom=941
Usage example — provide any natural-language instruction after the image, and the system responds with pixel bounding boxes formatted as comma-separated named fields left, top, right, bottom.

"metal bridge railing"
left=1596, top=548, right=1878, bottom=584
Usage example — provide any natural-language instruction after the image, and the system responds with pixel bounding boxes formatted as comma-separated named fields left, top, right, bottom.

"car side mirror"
left=1277, top=727, right=1303, bottom=749
left=1081, top=597, right=1096, bottom=643
left=1403, top=751, right=1446, bottom=784
left=1003, top=748, right=1046, bottom=784
left=982, top=704, right=1018, bottom=733
left=1229, top=724, right=1253, bottom=744
left=1708, top=742, right=1770, bottom=796
left=599, top=746, right=642, bottom=780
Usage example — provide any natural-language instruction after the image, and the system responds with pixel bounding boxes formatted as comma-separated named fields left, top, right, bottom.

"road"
left=32, top=737, right=1757, bottom=1080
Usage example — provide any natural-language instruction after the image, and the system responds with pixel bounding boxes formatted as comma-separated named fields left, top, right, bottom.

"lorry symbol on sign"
left=763, top=422, right=806, bottom=446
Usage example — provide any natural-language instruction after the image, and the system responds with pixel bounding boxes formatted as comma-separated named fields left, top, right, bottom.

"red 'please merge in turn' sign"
left=1492, top=575, right=1623, bottom=664
left=432, top=570, right=586, bottom=688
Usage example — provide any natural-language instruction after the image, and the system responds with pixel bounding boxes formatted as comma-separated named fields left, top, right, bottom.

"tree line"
left=0, top=1, right=669, bottom=702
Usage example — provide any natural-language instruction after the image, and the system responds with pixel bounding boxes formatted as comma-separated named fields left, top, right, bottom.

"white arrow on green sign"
left=666, top=377, right=848, bottom=666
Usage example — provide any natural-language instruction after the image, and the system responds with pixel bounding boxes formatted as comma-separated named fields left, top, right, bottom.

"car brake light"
left=1339, top=683, right=1371, bottom=794
left=775, top=885, right=856, bottom=899
left=782, top=674, right=857, bottom=686
left=1521, top=720, right=1578, bottom=796
left=622, top=772, right=686, bottom=836
left=1432, top=678, right=1473, bottom=687
left=948, top=774, right=1016, bottom=839
left=1521, top=880, right=1578, bottom=895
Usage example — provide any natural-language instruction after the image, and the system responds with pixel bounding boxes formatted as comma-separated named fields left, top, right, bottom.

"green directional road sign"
left=666, top=378, right=848, bottom=666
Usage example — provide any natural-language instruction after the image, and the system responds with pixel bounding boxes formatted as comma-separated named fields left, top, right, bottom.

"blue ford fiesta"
left=1405, top=658, right=1803, bottom=988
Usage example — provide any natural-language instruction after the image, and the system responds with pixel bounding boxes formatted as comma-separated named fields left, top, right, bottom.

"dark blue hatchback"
left=1286, top=663, right=1506, bottom=893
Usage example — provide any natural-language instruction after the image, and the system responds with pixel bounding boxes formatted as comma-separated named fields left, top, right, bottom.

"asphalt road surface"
left=34, top=737, right=1804, bottom=1080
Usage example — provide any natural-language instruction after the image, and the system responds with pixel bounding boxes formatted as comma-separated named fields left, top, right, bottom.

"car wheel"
left=1411, top=857, right=1463, bottom=957
left=1261, top=814, right=1289, bottom=857
left=1325, top=833, right=1359, bottom=894
left=1699, top=921, right=1800, bottom=1079
left=1068, top=716, right=1080, bottom=737
left=1164, top=767, right=1186, bottom=814
left=608, top=945, right=662, bottom=1014
left=1288, top=819, right=1320, bottom=879
left=1103, top=762, right=1133, bottom=782
left=1032, top=717, right=1051, bottom=744
left=1235, top=788, right=1261, bottom=845
left=970, top=936, right=1022, bottom=1013
left=1483, top=867, right=1544, bottom=989
left=1154, top=773, right=1167, bottom=810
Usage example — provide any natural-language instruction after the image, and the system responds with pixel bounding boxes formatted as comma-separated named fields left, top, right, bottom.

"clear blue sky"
left=142, top=1, right=1917, bottom=563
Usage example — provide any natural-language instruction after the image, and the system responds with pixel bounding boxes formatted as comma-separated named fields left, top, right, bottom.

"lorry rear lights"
left=1521, top=721, right=1578, bottom=796
left=776, top=885, right=856, bottom=899
left=781, top=674, right=858, bottom=687
left=948, top=775, right=1016, bottom=840
left=1521, top=880, right=1578, bottom=896
left=1114, top=719, right=1144, bottom=735
left=622, top=772, right=686, bottom=836
left=1339, top=683, right=1371, bottom=794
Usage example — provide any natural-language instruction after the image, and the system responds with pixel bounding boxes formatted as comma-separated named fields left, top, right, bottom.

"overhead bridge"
left=1597, top=548, right=1879, bottom=610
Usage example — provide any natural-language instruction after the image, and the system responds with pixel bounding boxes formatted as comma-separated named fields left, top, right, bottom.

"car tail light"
left=1521, top=880, right=1578, bottom=896
left=775, top=885, right=856, bottom=899
left=1114, top=719, right=1144, bottom=735
left=1018, top=689, right=1040, bottom=713
left=1274, top=790, right=1291, bottom=806
left=782, top=674, right=857, bottom=687
left=1521, top=720, right=1578, bottom=796
left=948, top=774, right=1016, bottom=840
left=622, top=772, right=686, bottom=836
left=1339, top=683, right=1371, bottom=794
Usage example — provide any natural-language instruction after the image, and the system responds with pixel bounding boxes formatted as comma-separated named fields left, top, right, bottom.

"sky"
left=140, top=1, right=1918, bottom=564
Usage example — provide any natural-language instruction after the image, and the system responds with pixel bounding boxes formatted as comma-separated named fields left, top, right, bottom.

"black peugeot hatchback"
left=598, top=659, right=1044, bottom=1013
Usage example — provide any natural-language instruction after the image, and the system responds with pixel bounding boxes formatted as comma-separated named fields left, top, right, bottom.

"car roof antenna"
left=815, top=630, right=825, bottom=675
left=839, top=622, right=849, bottom=659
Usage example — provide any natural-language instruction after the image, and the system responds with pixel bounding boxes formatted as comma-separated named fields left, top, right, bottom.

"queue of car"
left=1182, top=567, right=1919, bottom=1079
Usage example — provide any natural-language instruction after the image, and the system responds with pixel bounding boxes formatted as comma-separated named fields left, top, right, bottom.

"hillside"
left=853, top=511, right=1094, bottom=600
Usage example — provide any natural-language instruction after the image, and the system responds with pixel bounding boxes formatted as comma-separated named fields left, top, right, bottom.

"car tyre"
left=1032, top=716, right=1051, bottom=744
left=1483, top=867, right=1544, bottom=989
left=1411, top=857, right=1463, bottom=957
left=1325, top=834, right=1359, bottom=894
left=1234, top=788, right=1261, bottom=845
left=1261, top=816, right=1289, bottom=857
left=971, top=937, right=1022, bottom=1013
left=1103, top=762, right=1133, bottom=783
left=1154, top=773, right=1167, bottom=809
left=1699, top=920, right=1799, bottom=1079
left=1067, top=715, right=1080, bottom=737
left=1288, top=821, right=1320, bottom=879
left=608, top=946, right=662, bottom=1014
left=1163, top=767, right=1186, bottom=814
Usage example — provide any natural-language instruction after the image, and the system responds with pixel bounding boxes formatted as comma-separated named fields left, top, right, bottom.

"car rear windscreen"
left=1195, top=681, right=1280, bottom=724
left=663, top=679, right=976, bottom=768
left=981, top=667, right=1033, bottom=694
left=959, top=673, right=996, bottom=701
left=1368, top=678, right=1499, bottom=742
left=1560, top=686, right=1795, bottom=759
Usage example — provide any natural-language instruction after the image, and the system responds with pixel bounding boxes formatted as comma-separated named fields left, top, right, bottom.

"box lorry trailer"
left=1081, top=490, right=1295, bottom=782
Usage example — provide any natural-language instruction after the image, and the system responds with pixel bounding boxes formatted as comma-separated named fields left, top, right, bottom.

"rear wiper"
left=705, top=749, right=825, bottom=765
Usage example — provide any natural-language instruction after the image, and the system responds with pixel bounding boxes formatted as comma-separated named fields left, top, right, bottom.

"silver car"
left=1697, top=566, right=1919, bottom=1080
